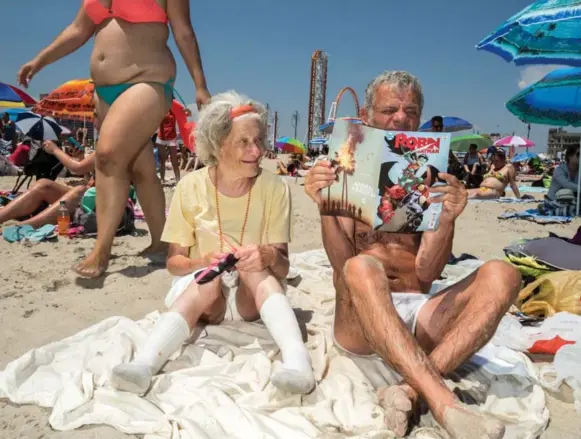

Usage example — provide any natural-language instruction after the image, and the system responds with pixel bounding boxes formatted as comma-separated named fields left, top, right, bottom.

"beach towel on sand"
left=499, top=208, right=572, bottom=224
left=0, top=250, right=549, bottom=438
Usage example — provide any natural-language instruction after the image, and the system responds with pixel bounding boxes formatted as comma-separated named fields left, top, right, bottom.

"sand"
left=1, top=158, right=580, bottom=438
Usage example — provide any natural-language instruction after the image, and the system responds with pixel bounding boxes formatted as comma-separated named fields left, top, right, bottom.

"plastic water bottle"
left=57, top=201, right=70, bottom=236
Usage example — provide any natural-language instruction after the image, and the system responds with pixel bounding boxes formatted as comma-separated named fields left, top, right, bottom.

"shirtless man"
left=305, top=71, right=521, bottom=439
left=468, top=148, right=521, bottom=199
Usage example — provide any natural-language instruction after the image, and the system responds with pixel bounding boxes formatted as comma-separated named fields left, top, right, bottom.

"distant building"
left=547, top=128, right=581, bottom=158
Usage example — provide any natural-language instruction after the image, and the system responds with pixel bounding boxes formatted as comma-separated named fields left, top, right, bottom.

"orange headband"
left=230, top=104, right=257, bottom=120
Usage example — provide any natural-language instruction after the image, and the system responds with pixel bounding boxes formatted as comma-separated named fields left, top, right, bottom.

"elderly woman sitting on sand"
left=111, top=91, right=315, bottom=396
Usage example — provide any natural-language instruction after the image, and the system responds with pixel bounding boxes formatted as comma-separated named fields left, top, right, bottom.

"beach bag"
left=73, top=197, right=136, bottom=236
left=11, top=140, right=64, bottom=193
left=517, top=271, right=581, bottom=318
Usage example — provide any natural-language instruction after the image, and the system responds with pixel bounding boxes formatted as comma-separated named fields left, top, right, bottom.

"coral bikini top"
left=84, top=0, right=168, bottom=25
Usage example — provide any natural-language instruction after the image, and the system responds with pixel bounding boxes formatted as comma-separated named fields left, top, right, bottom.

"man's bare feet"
left=440, top=403, right=505, bottom=439
left=377, top=384, right=418, bottom=438
left=72, top=252, right=109, bottom=278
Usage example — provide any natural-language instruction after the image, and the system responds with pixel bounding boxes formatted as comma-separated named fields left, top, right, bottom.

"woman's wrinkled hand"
left=234, top=245, right=273, bottom=272
left=202, top=251, right=228, bottom=268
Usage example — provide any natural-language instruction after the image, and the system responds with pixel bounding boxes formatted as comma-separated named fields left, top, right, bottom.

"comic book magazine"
left=323, top=120, right=451, bottom=233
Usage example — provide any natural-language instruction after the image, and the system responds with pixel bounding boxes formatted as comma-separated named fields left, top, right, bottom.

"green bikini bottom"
left=94, top=78, right=186, bottom=107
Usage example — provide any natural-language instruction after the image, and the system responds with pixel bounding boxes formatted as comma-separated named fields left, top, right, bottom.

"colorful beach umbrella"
left=0, top=82, right=36, bottom=108
left=419, top=116, right=473, bottom=132
left=511, top=151, right=540, bottom=163
left=275, top=137, right=307, bottom=154
left=15, top=112, right=63, bottom=141
left=450, top=134, right=492, bottom=153
left=506, top=67, right=581, bottom=127
left=494, top=135, right=535, bottom=148
left=476, top=0, right=581, bottom=66
left=35, top=79, right=95, bottom=121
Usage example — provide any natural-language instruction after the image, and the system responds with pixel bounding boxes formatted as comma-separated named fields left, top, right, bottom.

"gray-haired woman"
left=111, top=91, right=315, bottom=396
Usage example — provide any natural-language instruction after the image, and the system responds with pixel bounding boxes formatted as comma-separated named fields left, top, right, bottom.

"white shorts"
left=164, top=270, right=287, bottom=322
left=157, top=138, right=177, bottom=147
left=333, top=292, right=429, bottom=358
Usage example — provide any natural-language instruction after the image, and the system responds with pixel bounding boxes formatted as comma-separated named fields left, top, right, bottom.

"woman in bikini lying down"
left=17, top=0, right=211, bottom=278
left=468, top=148, right=521, bottom=199
left=0, top=147, right=94, bottom=229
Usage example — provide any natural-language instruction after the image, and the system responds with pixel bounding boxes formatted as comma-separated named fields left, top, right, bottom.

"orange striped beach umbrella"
left=34, top=79, right=94, bottom=121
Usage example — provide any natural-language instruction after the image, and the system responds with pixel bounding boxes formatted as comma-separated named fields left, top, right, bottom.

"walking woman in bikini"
left=17, top=0, right=211, bottom=278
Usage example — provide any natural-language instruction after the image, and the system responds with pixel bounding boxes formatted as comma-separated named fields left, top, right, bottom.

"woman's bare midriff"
left=90, top=20, right=176, bottom=85
left=480, top=177, right=506, bottom=193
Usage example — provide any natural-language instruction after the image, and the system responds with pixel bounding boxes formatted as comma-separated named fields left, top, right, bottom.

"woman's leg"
left=157, top=143, right=168, bottom=182
left=131, top=143, right=166, bottom=254
left=20, top=186, right=86, bottom=228
left=168, top=144, right=181, bottom=182
left=111, top=276, right=224, bottom=394
left=0, top=179, right=70, bottom=225
left=236, top=270, right=315, bottom=394
left=72, top=83, right=169, bottom=278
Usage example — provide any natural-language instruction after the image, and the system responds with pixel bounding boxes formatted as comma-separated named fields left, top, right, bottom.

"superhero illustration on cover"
left=324, top=120, right=450, bottom=233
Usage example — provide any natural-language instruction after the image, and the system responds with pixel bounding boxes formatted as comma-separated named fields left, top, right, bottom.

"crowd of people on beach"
left=0, top=1, right=580, bottom=439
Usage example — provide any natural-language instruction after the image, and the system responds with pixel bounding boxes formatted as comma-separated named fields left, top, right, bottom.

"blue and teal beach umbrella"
left=476, top=0, right=581, bottom=66
left=506, top=67, right=581, bottom=127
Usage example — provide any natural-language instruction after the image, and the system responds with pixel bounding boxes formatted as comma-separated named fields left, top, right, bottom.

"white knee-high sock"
left=259, top=293, right=314, bottom=393
left=112, top=312, right=190, bottom=395
left=134, top=311, right=191, bottom=373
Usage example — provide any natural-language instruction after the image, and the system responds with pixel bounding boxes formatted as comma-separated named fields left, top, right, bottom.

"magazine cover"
left=322, top=120, right=451, bottom=232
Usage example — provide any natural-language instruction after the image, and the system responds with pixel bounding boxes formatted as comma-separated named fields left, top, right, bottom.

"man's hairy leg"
left=419, top=260, right=521, bottom=375
left=342, top=254, right=456, bottom=436
left=344, top=255, right=506, bottom=439
left=387, top=260, right=521, bottom=415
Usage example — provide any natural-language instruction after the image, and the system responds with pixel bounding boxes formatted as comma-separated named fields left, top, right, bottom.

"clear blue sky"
left=1, top=0, right=575, bottom=152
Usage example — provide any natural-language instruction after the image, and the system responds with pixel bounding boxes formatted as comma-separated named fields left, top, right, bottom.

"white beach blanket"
left=0, top=250, right=549, bottom=438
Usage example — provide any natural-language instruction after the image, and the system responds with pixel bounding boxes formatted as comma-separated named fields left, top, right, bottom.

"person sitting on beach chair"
left=305, top=70, right=520, bottom=439
left=540, top=145, right=579, bottom=216
left=468, top=148, right=521, bottom=199
left=111, top=91, right=315, bottom=396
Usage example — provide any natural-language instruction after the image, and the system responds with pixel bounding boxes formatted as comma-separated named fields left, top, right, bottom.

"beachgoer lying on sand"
left=0, top=146, right=95, bottom=228
left=468, top=149, right=521, bottom=199
left=111, top=91, right=315, bottom=396
left=305, top=71, right=520, bottom=439
left=18, top=0, right=211, bottom=278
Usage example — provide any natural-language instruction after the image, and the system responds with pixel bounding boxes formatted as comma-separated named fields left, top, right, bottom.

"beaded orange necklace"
left=213, top=168, right=253, bottom=252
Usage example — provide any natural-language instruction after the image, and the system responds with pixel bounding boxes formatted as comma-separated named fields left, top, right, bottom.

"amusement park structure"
left=307, top=50, right=361, bottom=145
left=307, top=50, right=328, bottom=143
left=326, top=86, right=360, bottom=122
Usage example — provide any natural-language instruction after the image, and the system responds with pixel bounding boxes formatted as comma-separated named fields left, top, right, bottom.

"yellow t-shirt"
left=161, top=167, right=292, bottom=258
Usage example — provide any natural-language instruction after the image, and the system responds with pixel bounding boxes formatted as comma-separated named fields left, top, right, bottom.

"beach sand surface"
left=0, top=158, right=580, bottom=438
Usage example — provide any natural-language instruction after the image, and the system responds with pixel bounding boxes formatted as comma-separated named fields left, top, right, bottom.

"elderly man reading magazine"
left=112, top=91, right=315, bottom=396
left=305, top=71, right=520, bottom=439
